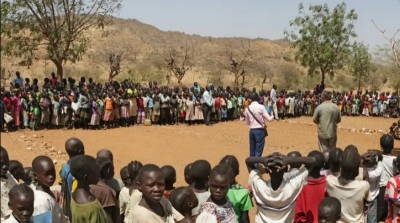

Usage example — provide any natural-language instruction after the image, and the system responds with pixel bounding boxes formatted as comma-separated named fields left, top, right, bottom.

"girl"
left=103, top=94, right=114, bottom=130
left=11, top=91, right=21, bottom=130
left=220, top=96, right=227, bottom=122
left=196, top=164, right=237, bottom=223
left=52, top=94, right=61, bottom=128
left=169, top=187, right=199, bottom=223
left=78, top=89, right=91, bottom=130
left=31, top=155, right=66, bottom=222
left=89, top=157, right=119, bottom=223
left=227, top=96, right=233, bottom=121
left=20, top=93, right=29, bottom=129
left=29, top=97, right=40, bottom=131
left=152, top=96, right=161, bottom=124
left=219, top=156, right=253, bottom=223
left=194, top=96, right=203, bottom=125
left=362, top=98, right=369, bottom=117
left=185, top=94, right=195, bottom=126
left=4, top=184, right=34, bottom=223
left=120, top=160, right=143, bottom=222
left=1, top=147, right=19, bottom=221
left=39, top=92, right=51, bottom=129
left=120, top=93, right=130, bottom=127
left=70, top=155, right=109, bottom=223
left=137, top=93, right=145, bottom=125
left=90, top=95, right=100, bottom=129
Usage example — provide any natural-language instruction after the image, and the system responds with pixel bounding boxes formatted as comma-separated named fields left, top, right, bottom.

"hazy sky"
left=118, top=0, right=399, bottom=48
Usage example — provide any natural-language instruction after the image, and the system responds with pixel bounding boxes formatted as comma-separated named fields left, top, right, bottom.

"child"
left=125, top=164, right=185, bottom=223
left=169, top=187, right=199, bottom=222
left=29, top=98, right=40, bottom=131
left=318, top=197, right=341, bottom=223
left=326, top=145, right=372, bottom=223
left=22, top=167, right=34, bottom=186
left=69, top=155, right=109, bottom=223
left=4, top=184, right=34, bottom=223
left=120, top=93, right=130, bottom=127
left=184, top=163, right=192, bottom=186
left=294, top=151, right=327, bottom=223
left=196, top=164, right=237, bottom=223
left=384, top=153, right=400, bottom=223
left=96, top=149, right=125, bottom=196
left=90, top=157, right=119, bottom=223
left=245, top=152, right=316, bottom=222
left=364, top=152, right=382, bottom=223
left=152, top=96, right=161, bottom=124
left=320, top=150, right=331, bottom=176
left=90, top=95, right=100, bottom=129
left=284, top=151, right=302, bottom=179
left=1, top=147, right=19, bottom=221
left=8, top=160, right=24, bottom=182
left=378, top=134, right=396, bottom=222
left=327, top=148, right=343, bottom=177
left=119, top=166, right=129, bottom=222
left=103, top=94, right=114, bottom=129
left=52, top=94, right=61, bottom=128
left=31, top=155, right=66, bottom=222
left=190, top=160, right=212, bottom=217
left=219, top=155, right=253, bottom=223
left=58, top=137, right=85, bottom=220
left=161, top=165, right=176, bottom=199
left=120, top=160, right=142, bottom=222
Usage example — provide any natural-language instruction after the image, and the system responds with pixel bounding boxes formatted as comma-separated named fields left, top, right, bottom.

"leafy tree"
left=285, top=2, right=358, bottom=85
left=1, top=0, right=121, bottom=79
left=278, top=63, right=301, bottom=90
left=350, top=42, right=372, bottom=91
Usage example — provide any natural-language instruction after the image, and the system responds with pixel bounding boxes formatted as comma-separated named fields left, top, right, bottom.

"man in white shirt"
left=270, top=84, right=278, bottom=120
left=202, top=86, right=213, bottom=126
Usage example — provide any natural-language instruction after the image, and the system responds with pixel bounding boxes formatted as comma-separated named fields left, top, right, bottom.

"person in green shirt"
left=69, top=155, right=110, bottom=223
left=219, top=155, right=253, bottom=223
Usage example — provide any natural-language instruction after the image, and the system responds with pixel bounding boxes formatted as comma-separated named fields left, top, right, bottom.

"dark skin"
left=0, top=150, right=10, bottom=178
left=138, top=170, right=187, bottom=223
left=318, top=207, right=341, bottom=223
left=33, top=159, right=56, bottom=199
left=72, top=165, right=99, bottom=205
left=22, top=167, right=33, bottom=184
left=180, top=188, right=198, bottom=223
left=99, top=163, right=118, bottom=223
left=10, top=165, right=24, bottom=182
left=389, top=157, right=400, bottom=208
left=8, top=193, right=34, bottom=223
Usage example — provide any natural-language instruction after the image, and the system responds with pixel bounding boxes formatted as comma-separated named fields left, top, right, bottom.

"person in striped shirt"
left=384, top=154, right=400, bottom=223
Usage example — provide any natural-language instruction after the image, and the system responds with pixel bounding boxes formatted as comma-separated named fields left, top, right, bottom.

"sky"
left=118, top=0, right=400, bottom=48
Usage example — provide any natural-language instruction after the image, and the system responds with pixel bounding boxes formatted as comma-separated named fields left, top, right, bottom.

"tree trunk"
left=178, top=78, right=182, bottom=86
left=240, top=75, right=245, bottom=88
left=52, top=60, right=64, bottom=80
left=233, top=73, right=240, bottom=88
left=320, top=70, right=326, bottom=85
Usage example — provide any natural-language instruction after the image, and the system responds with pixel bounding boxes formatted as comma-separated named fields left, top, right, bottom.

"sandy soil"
left=1, top=116, right=399, bottom=219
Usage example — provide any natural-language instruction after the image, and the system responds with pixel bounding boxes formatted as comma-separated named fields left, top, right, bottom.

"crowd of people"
left=0, top=134, right=398, bottom=223
left=1, top=72, right=399, bottom=132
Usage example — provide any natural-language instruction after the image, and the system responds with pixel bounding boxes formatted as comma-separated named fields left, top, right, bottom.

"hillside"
left=0, top=17, right=394, bottom=91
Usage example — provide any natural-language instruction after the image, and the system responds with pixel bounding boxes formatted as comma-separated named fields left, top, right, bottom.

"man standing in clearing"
left=313, top=91, right=341, bottom=152
left=270, top=84, right=279, bottom=120
left=202, top=86, right=213, bottom=126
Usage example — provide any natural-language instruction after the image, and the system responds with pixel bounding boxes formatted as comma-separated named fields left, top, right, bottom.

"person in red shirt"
left=49, top=72, right=57, bottom=86
left=161, top=165, right=176, bottom=199
left=214, top=94, right=221, bottom=123
left=136, top=93, right=145, bottom=125
left=294, top=151, right=327, bottom=223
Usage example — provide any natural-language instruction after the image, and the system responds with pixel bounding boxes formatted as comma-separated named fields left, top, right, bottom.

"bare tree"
left=0, top=67, right=13, bottom=86
left=372, top=20, right=400, bottom=69
left=154, top=34, right=202, bottom=85
left=216, top=39, right=256, bottom=88
left=90, top=37, right=137, bottom=81
left=254, top=61, right=276, bottom=90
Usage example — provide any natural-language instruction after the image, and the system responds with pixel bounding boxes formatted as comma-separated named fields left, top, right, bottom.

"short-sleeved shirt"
left=192, top=191, right=211, bottom=216
left=226, top=184, right=254, bottom=222
left=385, top=175, right=400, bottom=223
left=119, top=187, right=130, bottom=215
left=248, top=168, right=308, bottom=223
left=1, top=172, right=19, bottom=221
left=12, top=77, right=24, bottom=87
left=70, top=198, right=108, bottom=223
left=326, top=175, right=372, bottom=223
left=89, top=181, right=117, bottom=208
left=380, top=155, right=397, bottom=187
left=313, top=101, right=341, bottom=139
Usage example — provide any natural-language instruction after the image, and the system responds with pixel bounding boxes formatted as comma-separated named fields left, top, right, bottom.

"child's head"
left=22, top=167, right=33, bottom=185
left=329, top=148, right=343, bottom=170
left=287, top=151, right=302, bottom=169
left=8, top=184, right=34, bottom=223
left=307, top=150, right=324, bottom=172
left=96, top=149, right=114, bottom=161
left=184, top=163, right=192, bottom=185
left=127, top=160, right=143, bottom=186
left=9, top=160, right=24, bottom=181
left=190, top=160, right=212, bottom=189
left=380, top=134, right=394, bottom=154
left=65, top=138, right=85, bottom=158
left=137, top=164, right=165, bottom=203
left=322, top=150, right=331, bottom=170
left=120, top=166, right=129, bottom=186
left=161, top=165, right=176, bottom=189
left=169, top=187, right=199, bottom=216
left=340, top=145, right=361, bottom=179
left=70, top=155, right=99, bottom=186
left=1, top=146, right=10, bottom=178
left=32, top=155, right=56, bottom=187
left=219, top=155, right=239, bottom=184
left=208, top=164, right=234, bottom=203
left=318, top=197, right=341, bottom=223
left=96, top=157, right=114, bottom=180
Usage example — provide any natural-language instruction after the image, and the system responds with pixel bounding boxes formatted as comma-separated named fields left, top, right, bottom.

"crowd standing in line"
left=1, top=71, right=399, bottom=132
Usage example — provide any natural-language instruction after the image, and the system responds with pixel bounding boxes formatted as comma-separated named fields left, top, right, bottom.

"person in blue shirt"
left=12, top=71, right=24, bottom=89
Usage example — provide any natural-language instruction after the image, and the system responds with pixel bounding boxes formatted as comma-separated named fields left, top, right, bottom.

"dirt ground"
left=1, top=116, right=400, bottom=219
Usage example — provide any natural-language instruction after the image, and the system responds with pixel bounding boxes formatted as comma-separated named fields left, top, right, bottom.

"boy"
left=190, top=160, right=212, bottom=217
left=378, top=134, right=396, bottom=222
left=245, top=152, right=316, bottom=222
left=96, top=149, right=124, bottom=197
left=295, top=151, right=327, bottom=223
left=364, top=152, right=382, bottom=223
left=318, top=197, right=341, bottom=223
left=385, top=153, right=400, bottom=223
left=161, top=165, right=176, bottom=199
left=1, top=146, right=19, bottom=221
left=284, top=151, right=302, bottom=180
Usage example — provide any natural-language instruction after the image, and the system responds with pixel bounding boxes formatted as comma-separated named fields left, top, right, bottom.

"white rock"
left=26, top=147, right=32, bottom=150
left=53, top=160, right=58, bottom=165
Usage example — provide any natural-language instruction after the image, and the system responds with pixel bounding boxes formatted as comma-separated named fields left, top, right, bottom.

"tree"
left=1, top=0, right=122, bottom=80
left=90, top=37, right=137, bottom=81
left=278, top=63, right=301, bottom=90
left=285, top=2, right=358, bottom=85
left=350, top=42, right=372, bottom=91
left=215, top=39, right=255, bottom=88
left=154, top=34, right=201, bottom=86
left=253, top=61, right=275, bottom=90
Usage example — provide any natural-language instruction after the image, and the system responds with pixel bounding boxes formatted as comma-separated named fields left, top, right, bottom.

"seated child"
left=69, top=155, right=109, bottom=223
left=161, top=165, right=176, bottom=199
left=245, top=151, right=316, bottom=222
left=318, top=197, right=342, bottom=223
left=120, top=160, right=143, bottom=222
left=196, top=164, right=238, bottom=223
left=184, top=163, right=192, bottom=186
left=1, top=146, right=19, bottom=221
left=384, top=153, right=400, bottom=223
left=169, top=186, right=199, bottom=222
left=4, top=184, right=34, bottom=223
left=294, top=151, right=327, bottom=223
left=219, top=155, right=253, bottom=223
left=31, top=155, right=66, bottom=222
left=190, top=160, right=212, bottom=217
left=125, top=164, right=186, bottom=223
left=326, top=145, right=372, bottom=223
left=8, top=160, right=24, bottom=182
left=90, top=157, right=119, bottom=223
